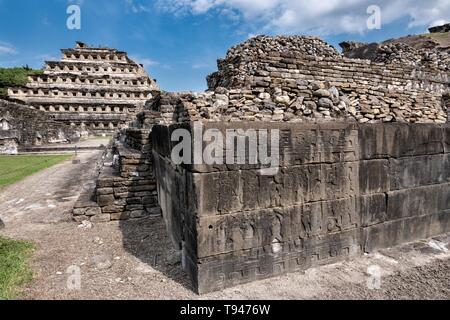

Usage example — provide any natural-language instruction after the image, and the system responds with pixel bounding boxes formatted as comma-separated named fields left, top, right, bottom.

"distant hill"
left=385, top=32, right=450, bottom=52
left=0, top=67, right=43, bottom=98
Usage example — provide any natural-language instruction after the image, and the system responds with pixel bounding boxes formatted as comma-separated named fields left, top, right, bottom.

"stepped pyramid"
left=8, top=41, right=159, bottom=134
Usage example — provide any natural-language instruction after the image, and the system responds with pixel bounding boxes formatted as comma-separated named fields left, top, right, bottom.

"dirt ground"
left=0, top=149, right=449, bottom=300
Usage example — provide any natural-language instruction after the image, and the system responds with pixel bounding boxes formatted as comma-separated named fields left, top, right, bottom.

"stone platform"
left=152, top=121, right=450, bottom=293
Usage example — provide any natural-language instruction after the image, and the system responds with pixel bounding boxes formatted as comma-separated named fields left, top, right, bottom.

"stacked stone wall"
left=73, top=128, right=160, bottom=222
left=205, top=36, right=449, bottom=124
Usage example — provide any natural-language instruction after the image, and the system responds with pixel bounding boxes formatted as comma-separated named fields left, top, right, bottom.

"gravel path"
left=0, top=149, right=449, bottom=300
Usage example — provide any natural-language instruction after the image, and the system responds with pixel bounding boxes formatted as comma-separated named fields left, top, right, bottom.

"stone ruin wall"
left=72, top=35, right=450, bottom=293
left=75, top=35, right=450, bottom=223
left=8, top=42, right=158, bottom=135
left=144, top=36, right=448, bottom=126
left=72, top=127, right=159, bottom=223
left=152, top=122, right=450, bottom=294
left=0, top=99, right=80, bottom=154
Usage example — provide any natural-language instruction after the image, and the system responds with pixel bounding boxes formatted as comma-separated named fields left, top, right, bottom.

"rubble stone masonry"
left=199, top=36, right=447, bottom=125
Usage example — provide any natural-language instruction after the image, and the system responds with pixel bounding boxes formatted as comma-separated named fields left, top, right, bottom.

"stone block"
left=363, top=214, right=435, bottom=252
left=389, top=154, right=450, bottom=190
left=97, top=195, right=115, bottom=206
left=97, top=178, right=114, bottom=188
left=101, top=205, right=125, bottom=214
left=96, top=188, right=114, bottom=196
left=85, top=207, right=102, bottom=217
left=90, top=214, right=111, bottom=223
left=359, top=124, right=444, bottom=159
left=73, top=215, right=88, bottom=223
left=191, top=229, right=361, bottom=294
left=359, top=193, right=387, bottom=227
left=194, top=162, right=359, bottom=216
left=386, top=183, right=450, bottom=221
left=142, top=196, right=157, bottom=205
left=73, top=208, right=87, bottom=216
left=429, top=210, right=450, bottom=236
left=126, top=197, right=142, bottom=205
left=126, top=204, right=144, bottom=211
left=111, top=212, right=131, bottom=220
left=130, top=210, right=147, bottom=218
left=444, top=125, right=450, bottom=153
left=129, top=184, right=156, bottom=192
left=359, top=160, right=389, bottom=195
left=193, top=171, right=243, bottom=216
left=195, top=197, right=359, bottom=258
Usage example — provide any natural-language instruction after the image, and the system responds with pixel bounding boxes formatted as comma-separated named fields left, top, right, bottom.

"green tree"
left=0, top=67, right=43, bottom=97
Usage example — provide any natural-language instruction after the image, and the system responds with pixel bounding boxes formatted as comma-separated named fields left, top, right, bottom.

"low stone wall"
left=152, top=121, right=450, bottom=294
left=72, top=129, right=160, bottom=222
left=0, top=99, right=80, bottom=147
left=206, top=36, right=449, bottom=124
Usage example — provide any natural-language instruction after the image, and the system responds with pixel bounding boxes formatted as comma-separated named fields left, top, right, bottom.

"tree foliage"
left=0, top=67, right=43, bottom=97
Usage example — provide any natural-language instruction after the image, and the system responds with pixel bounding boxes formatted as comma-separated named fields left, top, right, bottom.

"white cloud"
left=130, top=55, right=159, bottom=68
left=156, top=0, right=450, bottom=35
left=0, top=42, right=17, bottom=55
left=428, top=19, right=449, bottom=29
left=125, top=0, right=151, bottom=13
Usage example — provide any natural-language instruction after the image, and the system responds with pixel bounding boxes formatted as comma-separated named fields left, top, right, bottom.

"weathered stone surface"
left=359, top=160, right=389, bottom=195
left=444, top=125, right=450, bottom=153
left=96, top=195, right=115, bottom=206
left=359, top=124, right=445, bottom=159
left=193, top=229, right=361, bottom=294
left=386, top=183, right=450, bottom=221
left=359, top=194, right=387, bottom=227
left=90, top=214, right=111, bottom=223
left=195, top=198, right=359, bottom=258
left=389, top=154, right=450, bottom=190
left=101, top=205, right=125, bottom=213
left=75, top=31, right=450, bottom=294
left=110, top=212, right=131, bottom=221
left=152, top=122, right=450, bottom=294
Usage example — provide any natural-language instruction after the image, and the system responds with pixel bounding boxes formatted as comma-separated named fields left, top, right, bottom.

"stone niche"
left=152, top=121, right=450, bottom=294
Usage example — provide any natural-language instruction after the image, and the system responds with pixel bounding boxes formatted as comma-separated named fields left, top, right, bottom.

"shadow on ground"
left=119, top=216, right=194, bottom=292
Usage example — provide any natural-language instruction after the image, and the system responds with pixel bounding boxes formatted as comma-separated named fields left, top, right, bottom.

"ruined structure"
left=8, top=42, right=159, bottom=135
left=429, top=22, right=450, bottom=33
left=0, top=99, right=80, bottom=154
left=72, top=32, right=450, bottom=293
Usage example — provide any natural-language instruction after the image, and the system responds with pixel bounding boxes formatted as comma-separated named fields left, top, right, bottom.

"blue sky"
left=0, top=0, right=448, bottom=92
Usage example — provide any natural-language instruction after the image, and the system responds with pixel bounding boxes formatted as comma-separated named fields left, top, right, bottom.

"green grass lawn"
left=0, top=237, right=35, bottom=300
left=0, top=154, right=72, bottom=187
left=87, top=135, right=113, bottom=141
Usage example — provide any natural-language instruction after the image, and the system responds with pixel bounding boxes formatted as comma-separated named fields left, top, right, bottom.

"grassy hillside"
left=0, top=67, right=43, bottom=98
